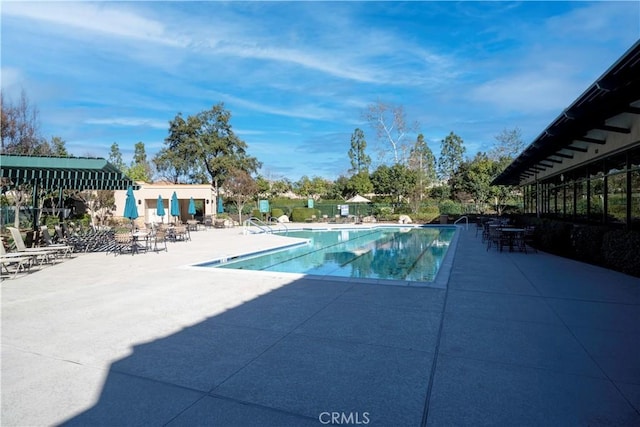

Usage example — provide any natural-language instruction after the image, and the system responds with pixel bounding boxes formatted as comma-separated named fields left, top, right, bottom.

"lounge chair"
left=1, top=238, right=51, bottom=267
left=1, top=255, right=34, bottom=279
left=8, top=227, right=69, bottom=259
left=40, top=226, right=74, bottom=256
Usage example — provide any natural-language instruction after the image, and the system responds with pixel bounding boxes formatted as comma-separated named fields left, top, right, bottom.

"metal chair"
left=152, top=228, right=168, bottom=252
left=113, top=232, right=133, bottom=256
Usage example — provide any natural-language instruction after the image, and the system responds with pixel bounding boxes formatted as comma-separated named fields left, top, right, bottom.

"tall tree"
left=0, top=89, right=42, bottom=154
left=269, top=178, right=293, bottom=198
left=224, top=168, right=258, bottom=225
left=154, top=104, right=261, bottom=196
left=363, top=100, right=418, bottom=164
left=294, top=176, right=330, bottom=200
left=437, top=131, right=466, bottom=181
left=348, top=128, right=371, bottom=174
left=128, top=141, right=152, bottom=182
left=108, top=142, right=125, bottom=171
left=48, top=136, right=69, bottom=157
left=371, top=163, right=417, bottom=204
left=344, top=171, right=374, bottom=199
left=194, top=104, right=260, bottom=198
left=489, top=127, right=525, bottom=161
left=487, top=128, right=524, bottom=215
left=0, top=90, right=50, bottom=227
left=75, top=189, right=116, bottom=227
left=450, top=152, right=494, bottom=213
left=408, top=133, right=437, bottom=201
left=153, top=113, right=199, bottom=184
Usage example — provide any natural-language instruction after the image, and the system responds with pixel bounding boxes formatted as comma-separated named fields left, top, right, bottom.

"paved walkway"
left=1, top=225, right=638, bottom=426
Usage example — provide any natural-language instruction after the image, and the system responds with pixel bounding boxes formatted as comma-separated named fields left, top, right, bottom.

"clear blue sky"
left=2, top=1, right=639, bottom=181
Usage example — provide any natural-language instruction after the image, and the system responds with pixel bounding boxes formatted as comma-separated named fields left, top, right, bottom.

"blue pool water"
left=202, top=226, right=456, bottom=283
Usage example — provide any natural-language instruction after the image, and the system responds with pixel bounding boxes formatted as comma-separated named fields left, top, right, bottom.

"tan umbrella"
left=346, top=195, right=371, bottom=203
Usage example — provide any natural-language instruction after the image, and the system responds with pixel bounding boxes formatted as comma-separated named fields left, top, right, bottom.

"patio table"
left=500, top=228, right=526, bottom=252
left=131, top=231, right=150, bottom=254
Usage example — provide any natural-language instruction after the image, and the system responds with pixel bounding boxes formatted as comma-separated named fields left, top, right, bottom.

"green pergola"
left=1, top=154, right=138, bottom=229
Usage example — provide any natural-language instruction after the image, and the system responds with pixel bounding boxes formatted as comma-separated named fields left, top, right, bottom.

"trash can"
left=440, top=214, right=448, bottom=224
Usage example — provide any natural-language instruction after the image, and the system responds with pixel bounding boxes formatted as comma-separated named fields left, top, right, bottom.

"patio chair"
left=0, top=242, right=42, bottom=278
left=152, top=228, right=168, bottom=252
left=524, top=226, right=537, bottom=253
left=8, top=227, right=67, bottom=260
left=486, top=226, right=509, bottom=252
left=113, top=232, right=133, bottom=256
left=1, top=255, right=34, bottom=279
left=40, top=226, right=74, bottom=256
left=173, top=225, right=190, bottom=241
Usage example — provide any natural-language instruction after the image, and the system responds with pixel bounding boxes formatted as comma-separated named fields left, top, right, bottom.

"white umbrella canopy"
left=346, top=194, right=371, bottom=203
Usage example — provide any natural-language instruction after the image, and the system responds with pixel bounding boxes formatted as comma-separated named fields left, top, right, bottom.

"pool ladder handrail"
left=267, top=217, right=288, bottom=235
left=243, top=217, right=272, bottom=234
left=243, top=217, right=288, bottom=234
left=454, top=215, right=469, bottom=230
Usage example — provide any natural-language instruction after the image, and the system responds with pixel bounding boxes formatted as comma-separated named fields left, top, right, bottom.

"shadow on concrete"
left=61, top=276, right=445, bottom=426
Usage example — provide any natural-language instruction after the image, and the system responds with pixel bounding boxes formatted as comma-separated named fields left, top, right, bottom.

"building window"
left=576, top=179, right=588, bottom=219
left=631, top=169, right=640, bottom=227
left=565, top=182, right=574, bottom=219
left=590, top=176, right=605, bottom=222
left=607, top=172, right=627, bottom=224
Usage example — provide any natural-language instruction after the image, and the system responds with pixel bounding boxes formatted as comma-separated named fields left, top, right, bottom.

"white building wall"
left=114, top=182, right=216, bottom=225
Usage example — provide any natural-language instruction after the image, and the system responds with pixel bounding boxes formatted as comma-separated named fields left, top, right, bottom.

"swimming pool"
left=199, top=226, right=457, bottom=285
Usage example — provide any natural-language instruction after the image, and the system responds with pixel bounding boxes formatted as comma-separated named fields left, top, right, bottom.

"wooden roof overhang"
left=493, top=40, right=640, bottom=186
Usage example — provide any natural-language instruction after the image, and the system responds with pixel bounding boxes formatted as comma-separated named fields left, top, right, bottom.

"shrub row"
left=291, top=207, right=321, bottom=222
left=517, top=216, right=640, bottom=277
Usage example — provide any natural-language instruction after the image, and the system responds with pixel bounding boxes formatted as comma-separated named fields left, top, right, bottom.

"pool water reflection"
left=203, top=226, right=456, bottom=283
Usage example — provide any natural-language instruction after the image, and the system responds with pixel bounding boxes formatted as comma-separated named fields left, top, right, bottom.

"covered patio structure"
left=0, top=154, right=138, bottom=230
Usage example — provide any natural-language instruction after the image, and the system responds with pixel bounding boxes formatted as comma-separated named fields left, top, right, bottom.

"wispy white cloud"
left=2, top=2, right=185, bottom=47
left=85, top=117, right=168, bottom=130
left=2, top=1, right=637, bottom=180
left=470, top=71, right=584, bottom=114
left=220, top=92, right=340, bottom=122
left=545, top=1, right=640, bottom=42
left=0, top=67, right=25, bottom=95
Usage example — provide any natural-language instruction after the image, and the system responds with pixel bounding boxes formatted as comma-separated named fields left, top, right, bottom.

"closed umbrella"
left=188, top=197, right=196, bottom=219
left=217, top=196, right=224, bottom=214
left=123, top=186, right=139, bottom=224
left=156, top=195, right=165, bottom=223
left=170, top=191, right=180, bottom=222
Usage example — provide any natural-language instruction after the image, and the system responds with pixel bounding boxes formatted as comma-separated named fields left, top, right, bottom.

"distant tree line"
left=1, top=90, right=525, bottom=226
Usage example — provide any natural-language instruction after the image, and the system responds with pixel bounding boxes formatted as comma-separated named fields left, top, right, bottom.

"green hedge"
left=271, top=208, right=284, bottom=219
left=571, top=225, right=608, bottom=264
left=291, top=207, right=321, bottom=222
left=516, top=216, right=640, bottom=277
left=601, top=230, right=640, bottom=277
left=438, top=199, right=462, bottom=215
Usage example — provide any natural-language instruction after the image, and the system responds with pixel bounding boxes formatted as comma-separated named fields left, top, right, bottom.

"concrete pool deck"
left=1, top=224, right=639, bottom=425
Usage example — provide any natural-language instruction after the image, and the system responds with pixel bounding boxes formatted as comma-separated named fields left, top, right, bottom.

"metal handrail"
left=243, top=217, right=274, bottom=234
left=267, top=217, right=288, bottom=235
left=454, top=215, right=469, bottom=230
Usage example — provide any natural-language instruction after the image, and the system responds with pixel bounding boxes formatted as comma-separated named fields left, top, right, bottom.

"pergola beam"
left=565, top=145, right=588, bottom=153
left=574, top=136, right=606, bottom=145
left=595, top=124, right=630, bottom=134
